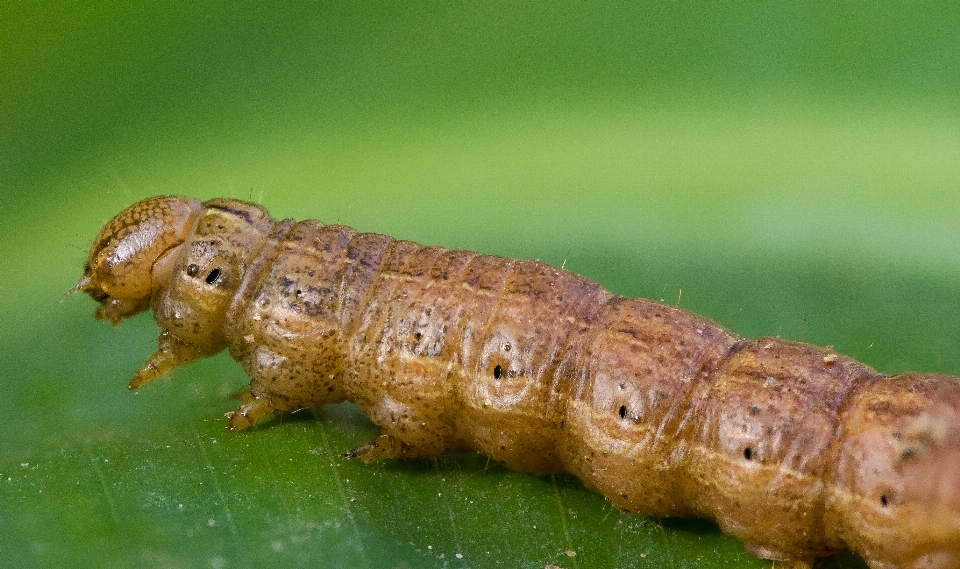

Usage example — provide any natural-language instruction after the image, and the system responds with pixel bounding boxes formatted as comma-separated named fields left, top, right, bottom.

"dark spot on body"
left=205, top=268, right=222, bottom=284
left=743, top=447, right=753, bottom=460
left=493, top=365, right=502, bottom=380
left=618, top=405, right=627, bottom=419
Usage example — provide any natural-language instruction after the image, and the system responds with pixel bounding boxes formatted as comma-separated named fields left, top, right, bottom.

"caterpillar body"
left=75, top=196, right=960, bottom=569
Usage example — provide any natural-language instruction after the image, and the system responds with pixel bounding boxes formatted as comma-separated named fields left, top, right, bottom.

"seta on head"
left=72, top=196, right=203, bottom=324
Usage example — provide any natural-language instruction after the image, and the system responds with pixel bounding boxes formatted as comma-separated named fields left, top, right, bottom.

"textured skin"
left=77, top=196, right=960, bottom=569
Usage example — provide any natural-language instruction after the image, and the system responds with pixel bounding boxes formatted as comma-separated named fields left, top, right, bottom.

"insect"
left=75, top=195, right=960, bottom=569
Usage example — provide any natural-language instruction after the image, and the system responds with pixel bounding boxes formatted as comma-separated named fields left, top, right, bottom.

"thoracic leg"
left=226, top=394, right=278, bottom=431
left=342, top=434, right=415, bottom=462
left=130, top=331, right=207, bottom=389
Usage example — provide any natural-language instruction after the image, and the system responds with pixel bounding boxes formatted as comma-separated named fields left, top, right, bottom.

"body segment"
left=77, top=196, right=960, bottom=568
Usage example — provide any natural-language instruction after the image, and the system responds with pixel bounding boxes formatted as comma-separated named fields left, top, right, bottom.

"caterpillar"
left=74, top=195, right=960, bottom=569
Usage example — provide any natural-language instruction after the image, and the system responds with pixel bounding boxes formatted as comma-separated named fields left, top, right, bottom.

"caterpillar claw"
left=227, top=397, right=274, bottom=431
left=342, top=435, right=410, bottom=463
left=341, top=442, right=376, bottom=460
left=129, top=356, right=165, bottom=390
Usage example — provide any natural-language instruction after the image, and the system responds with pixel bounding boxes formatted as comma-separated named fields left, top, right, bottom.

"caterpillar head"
left=74, top=196, right=202, bottom=324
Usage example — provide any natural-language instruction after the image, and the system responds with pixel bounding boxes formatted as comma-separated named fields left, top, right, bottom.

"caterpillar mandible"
left=75, top=195, right=960, bottom=569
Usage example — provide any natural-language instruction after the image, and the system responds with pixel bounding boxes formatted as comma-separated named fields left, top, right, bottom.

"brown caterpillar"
left=75, top=195, right=960, bottom=569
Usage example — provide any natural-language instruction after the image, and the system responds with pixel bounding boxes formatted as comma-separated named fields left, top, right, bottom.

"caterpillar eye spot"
left=880, top=494, right=889, bottom=508
left=187, top=264, right=200, bottom=277
left=493, top=365, right=502, bottom=380
left=205, top=267, right=222, bottom=284
left=414, top=332, right=422, bottom=341
left=743, top=447, right=753, bottom=461
left=618, top=405, right=627, bottom=420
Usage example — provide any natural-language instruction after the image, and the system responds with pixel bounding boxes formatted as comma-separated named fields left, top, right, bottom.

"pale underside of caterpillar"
left=74, top=196, right=960, bottom=569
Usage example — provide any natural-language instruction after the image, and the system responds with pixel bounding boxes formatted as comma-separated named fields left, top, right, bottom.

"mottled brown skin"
left=76, top=196, right=960, bottom=569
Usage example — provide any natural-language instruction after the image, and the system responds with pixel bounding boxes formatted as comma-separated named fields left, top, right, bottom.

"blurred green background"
left=2, top=3, right=959, bottom=568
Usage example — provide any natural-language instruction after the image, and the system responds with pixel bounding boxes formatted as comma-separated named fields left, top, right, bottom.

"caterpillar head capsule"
left=73, top=196, right=202, bottom=324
